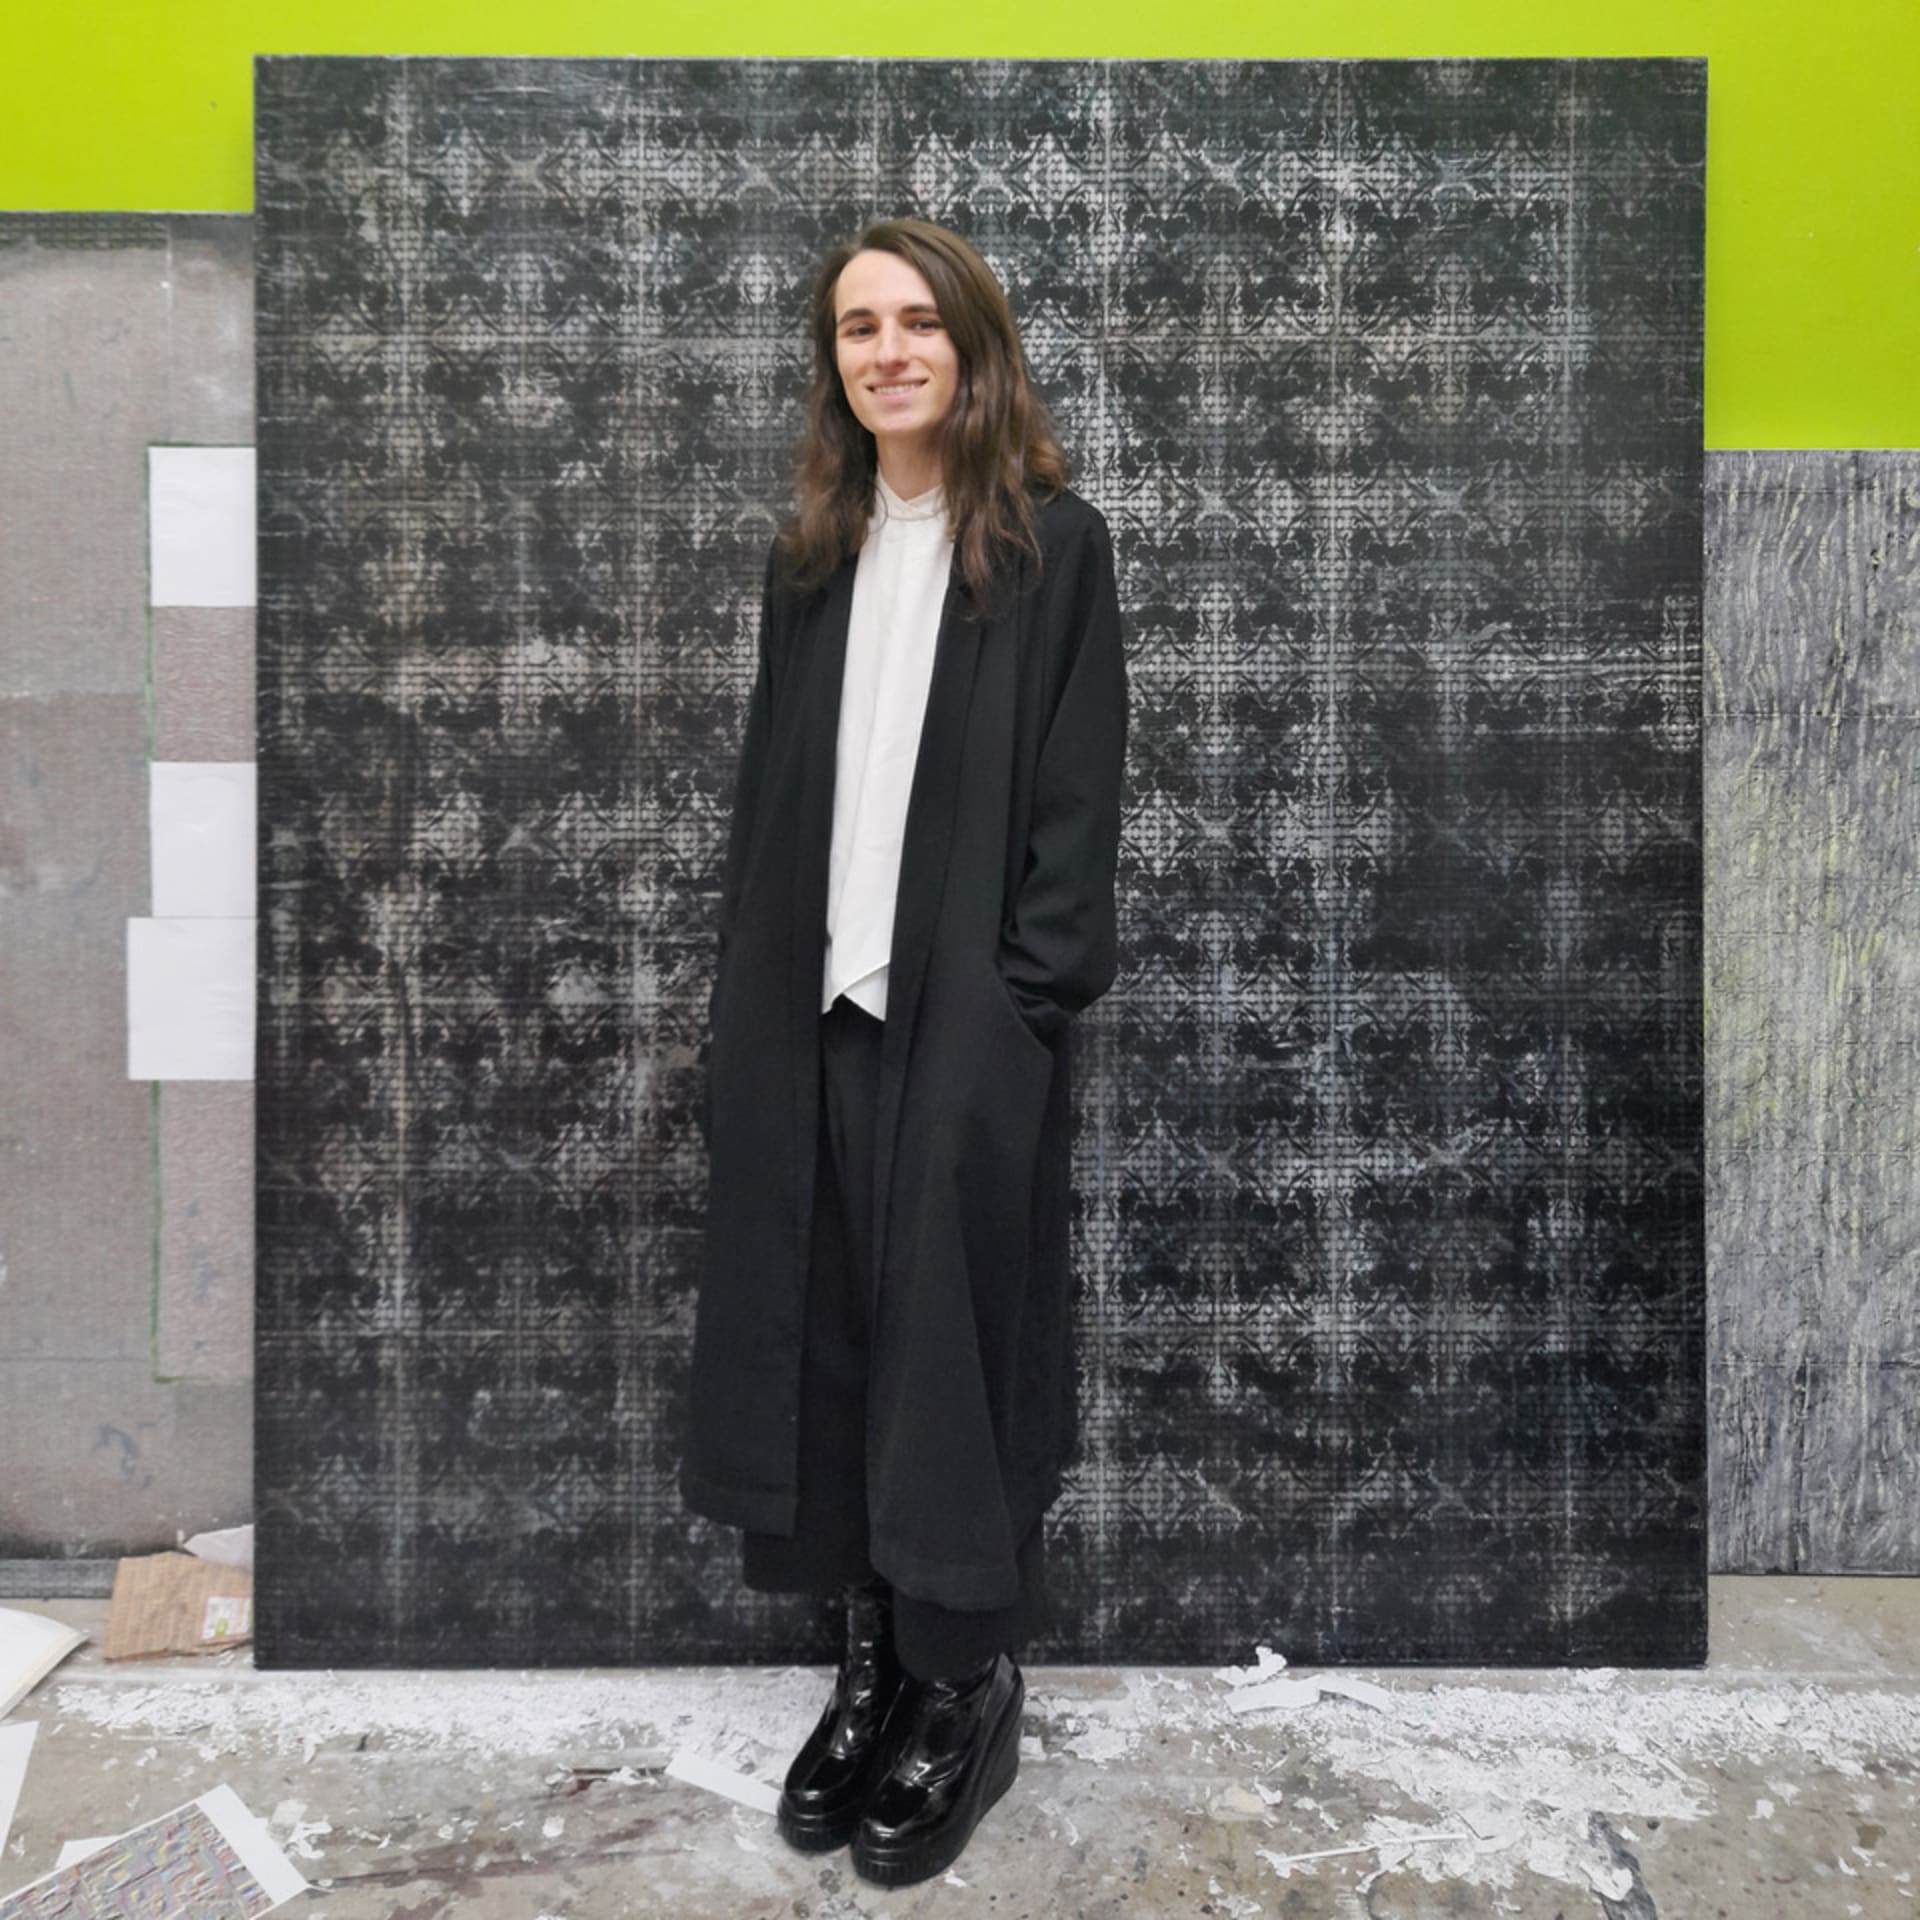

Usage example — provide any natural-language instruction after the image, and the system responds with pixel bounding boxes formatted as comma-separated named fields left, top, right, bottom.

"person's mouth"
left=870, top=380, right=927, bottom=398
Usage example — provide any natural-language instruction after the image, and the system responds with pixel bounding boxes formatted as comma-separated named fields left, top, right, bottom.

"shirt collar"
left=873, top=468, right=948, bottom=524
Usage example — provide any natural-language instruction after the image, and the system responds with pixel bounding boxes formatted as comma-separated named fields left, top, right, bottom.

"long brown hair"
left=776, top=217, right=1071, bottom=613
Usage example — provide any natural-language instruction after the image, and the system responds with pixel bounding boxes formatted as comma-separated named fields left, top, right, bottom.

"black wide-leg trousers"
left=740, top=992, right=1047, bottom=1682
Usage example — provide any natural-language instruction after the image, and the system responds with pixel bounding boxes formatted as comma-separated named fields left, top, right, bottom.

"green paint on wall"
left=1, top=8, right=1915, bottom=441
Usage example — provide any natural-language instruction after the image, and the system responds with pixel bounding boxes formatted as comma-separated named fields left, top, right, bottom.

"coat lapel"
left=787, top=552, right=856, bottom=1263
left=869, top=558, right=981, bottom=1312
left=786, top=541, right=983, bottom=1320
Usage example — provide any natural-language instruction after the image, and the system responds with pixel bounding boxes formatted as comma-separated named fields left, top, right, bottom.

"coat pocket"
left=992, top=965, right=1056, bottom=1068
left=946, top=965, right=1057, bottom=1293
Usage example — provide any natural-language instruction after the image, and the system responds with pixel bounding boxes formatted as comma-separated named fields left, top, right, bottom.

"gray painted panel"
left=1707, top=452, right=1920, bottom=1571
left=1707, top=452, right=1920, bottom=720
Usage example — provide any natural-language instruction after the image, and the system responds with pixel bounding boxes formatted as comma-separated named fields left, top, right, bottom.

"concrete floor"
left=2, top=1578, right=1917, bottom=1917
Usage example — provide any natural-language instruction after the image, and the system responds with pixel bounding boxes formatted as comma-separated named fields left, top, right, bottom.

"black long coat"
left=680, top=483, right=1128, bottom=1613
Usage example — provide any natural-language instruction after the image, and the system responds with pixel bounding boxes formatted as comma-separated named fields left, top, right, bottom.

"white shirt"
left=820, top=469, right=955, bottom=1019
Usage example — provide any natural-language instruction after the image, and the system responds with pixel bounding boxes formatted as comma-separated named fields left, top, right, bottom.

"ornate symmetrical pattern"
left=254, top=57, right=1705, bottom=1666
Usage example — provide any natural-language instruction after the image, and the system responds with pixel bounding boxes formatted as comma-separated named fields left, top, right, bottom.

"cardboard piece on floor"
left=0, top=1723, right=35, bottom=1864
left=103, top=1552, right=254, bottom=1661
left=0, top=1607, right=87, bottom=1718
left=0, top=1783, right=309, bottom=1917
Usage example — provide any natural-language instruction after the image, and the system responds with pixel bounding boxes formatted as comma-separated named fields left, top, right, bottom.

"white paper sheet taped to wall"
left=150, top=763, right=256, bottom=918
left=126, top=917, right=256, bottom=1080
left=148, top=446, right=256, bottom=608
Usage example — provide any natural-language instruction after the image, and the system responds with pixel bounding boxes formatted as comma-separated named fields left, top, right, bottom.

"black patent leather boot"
left=849, top=1649, right=1024, bottom=1886
left=776, top=1575, right=915, bottom=1852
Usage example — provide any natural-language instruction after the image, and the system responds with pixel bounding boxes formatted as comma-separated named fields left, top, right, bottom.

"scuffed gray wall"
left=0, top=215, right=254, bottom=1560
left=1706, top=451, right=1920, bottom=1571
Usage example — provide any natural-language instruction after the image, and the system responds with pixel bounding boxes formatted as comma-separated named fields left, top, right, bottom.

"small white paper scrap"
left=1226, top=1674, right=1327, bottom=1715
left=1257, top=1828, right=1474, bottom=1877
left=1213, top=1642, right=1289, bottom=1687
left=201, top=1594, right=254, bottom=1640
left=1315, top=1675, right=1394, bottom=1710
left=127, top=916, right=256, bottom=1080
left=183, top=1523, right=255, bottom=1569
left=1227, top=1670, right=1394, bottom=1717
left=151, top=763, right=257, bottom=918
left=149, top=446, right=256, bottom=607
left=1585, top=1861, right=1636, bottom=1901
left=664, top=1750, right=781, bottom=1815
left=55, top=1836, right=122, bottom=1870
left=0, top=1723, right=36, bottom=1862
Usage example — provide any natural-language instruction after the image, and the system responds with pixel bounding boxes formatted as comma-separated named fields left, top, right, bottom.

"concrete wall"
left=1, top=214, right=253, bottom=1556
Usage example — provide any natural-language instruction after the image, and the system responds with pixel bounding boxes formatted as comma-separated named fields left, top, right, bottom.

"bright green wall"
left=3, top=2, right=1916, bottom=446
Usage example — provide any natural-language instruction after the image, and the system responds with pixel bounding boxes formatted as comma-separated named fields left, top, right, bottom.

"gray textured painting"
left=1706, top=451, right=1920, bottom=1573
left=252, top=56, right=1706, bottom=1666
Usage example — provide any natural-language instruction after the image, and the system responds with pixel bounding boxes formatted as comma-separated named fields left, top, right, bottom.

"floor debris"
left=0, top=1725, right=34, bottom=1859
left=663, top=1747, right=782, bottom=1814
left=0, top=1783, right=307, bottom=1917
left=0, top=1611, right=85, bottom=1720
left=1, top=1581, right=1915, bottom=1913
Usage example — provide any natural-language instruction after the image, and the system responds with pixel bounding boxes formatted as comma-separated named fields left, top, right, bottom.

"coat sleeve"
left=699, top=540, right=780, bottom=1145
left=713, top=539, right=781, bottom=989
left=996, top=508, right=1129, bottom=1043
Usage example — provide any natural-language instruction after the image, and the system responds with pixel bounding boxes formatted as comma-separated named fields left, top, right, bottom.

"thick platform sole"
left=777, top=1675, right=918, bottom=1854
left=849, top=1672, right=1023, bottom=1887
left=776, top=1795, right=864, bottom=1853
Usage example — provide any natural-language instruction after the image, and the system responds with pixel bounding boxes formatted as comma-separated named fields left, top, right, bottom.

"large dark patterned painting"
left=254, top=56, right=1705, bottom=1666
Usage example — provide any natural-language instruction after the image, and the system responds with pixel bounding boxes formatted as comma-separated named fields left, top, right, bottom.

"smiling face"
left=832, top=248, right=961, bottom=483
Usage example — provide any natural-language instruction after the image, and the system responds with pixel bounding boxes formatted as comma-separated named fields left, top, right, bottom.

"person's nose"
left=874, top=319, right=913, bottom=369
